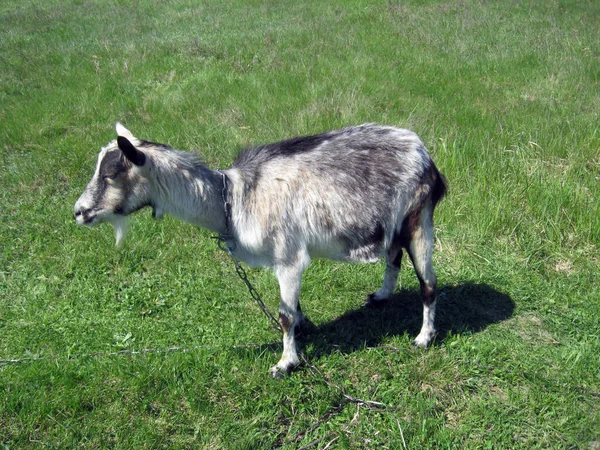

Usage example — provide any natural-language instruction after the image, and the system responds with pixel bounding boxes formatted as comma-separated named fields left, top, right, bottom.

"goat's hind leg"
left=408, top=205, right=438, bottom=348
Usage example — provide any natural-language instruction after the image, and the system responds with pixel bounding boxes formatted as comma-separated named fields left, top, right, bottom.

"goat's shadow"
left=296, top=282, right=515, bottom=357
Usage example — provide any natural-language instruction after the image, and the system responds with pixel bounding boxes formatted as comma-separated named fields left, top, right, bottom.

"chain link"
left=213, top=235, right=282, bottom=333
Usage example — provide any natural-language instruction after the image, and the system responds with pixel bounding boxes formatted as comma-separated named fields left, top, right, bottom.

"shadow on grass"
left=297, top=282, right=515, bottom=357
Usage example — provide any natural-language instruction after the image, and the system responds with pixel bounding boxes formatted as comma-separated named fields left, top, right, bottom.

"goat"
left=74, top=122, right=447, bottom=377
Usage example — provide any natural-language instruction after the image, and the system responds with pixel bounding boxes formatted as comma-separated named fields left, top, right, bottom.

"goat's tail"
left=431, top=166, right=448, bottom=208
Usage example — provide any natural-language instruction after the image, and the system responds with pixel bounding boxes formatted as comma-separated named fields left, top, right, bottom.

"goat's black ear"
left=117, top=136, right=146, bottom=166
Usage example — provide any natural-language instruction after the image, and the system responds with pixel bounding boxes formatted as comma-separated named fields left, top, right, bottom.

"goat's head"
left=74, top=123, right=153, bottom=246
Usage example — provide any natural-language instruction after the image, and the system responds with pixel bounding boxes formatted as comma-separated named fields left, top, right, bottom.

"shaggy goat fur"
left=74, top=123, right=447, bottom=377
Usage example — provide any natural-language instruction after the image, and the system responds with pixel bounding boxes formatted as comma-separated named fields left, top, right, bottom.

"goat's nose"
left=74, top=208, right=90, bottom=223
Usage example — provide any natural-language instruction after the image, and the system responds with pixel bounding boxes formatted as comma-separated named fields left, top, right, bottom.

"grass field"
left=1, top=0, right=599, bottom=448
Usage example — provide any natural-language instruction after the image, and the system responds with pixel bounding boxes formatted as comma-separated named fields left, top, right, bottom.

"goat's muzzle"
left=74, top=208, right=94, bottom=225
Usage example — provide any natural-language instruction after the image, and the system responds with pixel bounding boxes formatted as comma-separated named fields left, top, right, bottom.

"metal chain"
left=213, top=170, right=282, bottom=333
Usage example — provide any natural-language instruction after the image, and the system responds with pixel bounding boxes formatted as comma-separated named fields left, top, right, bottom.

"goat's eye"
left=103, top=169, right=121, bottom=179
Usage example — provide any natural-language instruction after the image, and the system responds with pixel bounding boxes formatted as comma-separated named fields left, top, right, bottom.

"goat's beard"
left=111, top=216, right=128, bottom=248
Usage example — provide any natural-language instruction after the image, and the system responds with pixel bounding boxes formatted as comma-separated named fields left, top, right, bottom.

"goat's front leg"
left=271, top=263, right=305, bottom=378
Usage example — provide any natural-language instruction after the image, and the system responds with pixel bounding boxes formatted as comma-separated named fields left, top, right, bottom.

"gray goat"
left=74, top=123, right=447, bottom=377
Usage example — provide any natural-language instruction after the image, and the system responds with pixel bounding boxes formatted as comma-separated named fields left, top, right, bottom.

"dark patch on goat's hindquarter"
left=419, top=160, right=447, bottom=207
left=397, top=209, right=422, bottom=249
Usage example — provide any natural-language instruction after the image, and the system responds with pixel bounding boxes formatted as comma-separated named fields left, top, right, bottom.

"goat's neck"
left=151, top=165, right=227, bottom=234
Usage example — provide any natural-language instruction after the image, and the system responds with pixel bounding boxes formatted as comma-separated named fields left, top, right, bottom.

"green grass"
left=1, top=0, right=599, bottom=448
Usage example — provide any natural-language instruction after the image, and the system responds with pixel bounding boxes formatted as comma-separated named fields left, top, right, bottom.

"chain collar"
left=214, top=169, right=235, bottom=251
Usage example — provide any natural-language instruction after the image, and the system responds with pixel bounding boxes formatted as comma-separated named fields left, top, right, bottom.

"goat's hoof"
left=411, top=333, right=435, bottom=349
left=411, top=341, right=428, bottom=350
left=270, top=358, right=300, bottom=378
left=270, top=367, right=287, bottom=379
left=365, top=293, right=388, bottom=308
left=270, top=364, right=292, bottom=379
